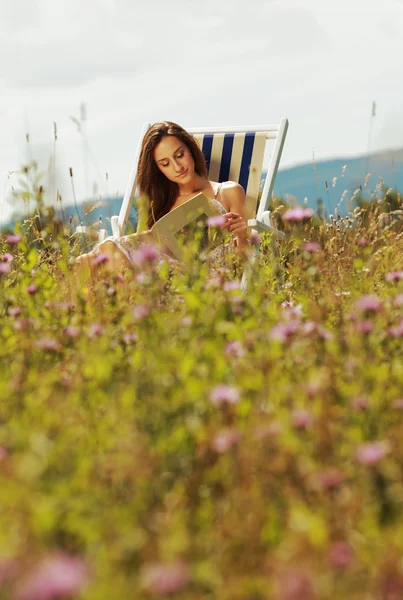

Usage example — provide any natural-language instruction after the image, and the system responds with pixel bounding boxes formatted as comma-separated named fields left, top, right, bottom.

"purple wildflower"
left=223, top=280, right=242, bottom=292
left=394, top=293, right=403, bottom=307
left=250, top=230, right=261, bottom=245
left=209, top=384, right=240, bottom=406
left=87, top=323, right=105, bottom=338
left=16, top=553, right=90, bottom=600
left=328, top=541, right=354, bottom=568
left=277, top=568, right=315, bottom=600
left=8, top=307, right=22, bottom=317
left=282, top=207, right=314, bottom=222
left=211, top=428, right=242, bottom=453
left=63, top=325, right=80, bottom=338
left=357, top=238, right=370, bottom=247
left=355, top=320, right=373, bottom=334
left=386, top=271, right=403, bottom=281
left=225, top=340, right=245, bottom=357
left=292, top=409, right=313, bottom=431
left=141, top=560, right=190, bottom=595
left=301, top=241, right=321, bottom=253
left=61, top=301, right=75, bottom=311
left=351, top=395, right=369, bottom=411
left=317, top=325, right=333, bottom=340
left=207, top=214, right=227, bottom=228
left=0, top=263, right=11, bottom=274
left=317, top=468, right=344, bottom=490
left=132, top=304, right=150, bottom=321
left=304, top=381, right=321, bottom=398
left=302, top=321, right=316, bottom=335
left=356, top=440, right=389, bottom=466
left=269, top=321, right=299, bottom=343
left=6, top=234, right=22, bottom=244
left=130, top=243, right=160, bottom=266
left=1, top=253, right=13, bottom=262
left=60, top=374, right=73, bottom=388
left=205, top=276, right=222, bottom=289
left=355, top=294, right=383, bottom=313
left=92, top=252, right=109, bottom=266
left=281, top=303, right=303, bottom=319
left=181, top=316, right=193, bottom=327
left=389, top=320, right=403, bottom=338
left=26, top=284, right=38, bottom=295
left=36, top=338, right=62, bottom=352
left=123, top=332, right=137, bottom=344
left=135, top=272, right=151, bottom=285
left=14, top=319, right=32, bottom=331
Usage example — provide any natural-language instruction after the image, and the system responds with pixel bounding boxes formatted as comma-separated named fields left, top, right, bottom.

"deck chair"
left=110, top=119, right=289, bottom=243
left=77, top=120, right=289, bottom=288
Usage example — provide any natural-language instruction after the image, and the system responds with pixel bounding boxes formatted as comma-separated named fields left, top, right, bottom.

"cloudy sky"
left=1, top=0, right=402, bottom=222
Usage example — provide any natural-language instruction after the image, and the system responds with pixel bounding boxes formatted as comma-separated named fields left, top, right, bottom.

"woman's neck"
left=177, top=174, right=206, bottom=197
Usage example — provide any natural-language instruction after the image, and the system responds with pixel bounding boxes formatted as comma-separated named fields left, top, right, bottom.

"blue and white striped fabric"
left=191, top=131, right=267, bottom=221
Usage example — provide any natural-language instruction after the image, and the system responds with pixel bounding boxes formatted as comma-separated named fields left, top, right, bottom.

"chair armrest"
left=248, top=216, right=285, bottom=239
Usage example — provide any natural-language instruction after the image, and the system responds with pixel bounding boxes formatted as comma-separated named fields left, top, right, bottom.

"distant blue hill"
left=55, top=198, right=137, bottom=236
left=274, top=147, right=403, bottom=216
left=3, top=147, right=402, bottom=233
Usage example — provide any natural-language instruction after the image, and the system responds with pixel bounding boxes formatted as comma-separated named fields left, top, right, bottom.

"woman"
left=75, top=121, right=250, bottom=277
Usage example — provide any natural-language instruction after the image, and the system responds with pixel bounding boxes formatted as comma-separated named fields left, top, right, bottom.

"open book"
left=120, top=193, right=226, bottom=260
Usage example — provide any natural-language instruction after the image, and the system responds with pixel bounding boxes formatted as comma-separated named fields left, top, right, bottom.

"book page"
left=151, top=193, right=225, bottom=259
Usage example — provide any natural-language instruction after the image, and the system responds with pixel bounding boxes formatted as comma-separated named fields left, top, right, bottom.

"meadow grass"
left=0, top=194, right=402, bottom=599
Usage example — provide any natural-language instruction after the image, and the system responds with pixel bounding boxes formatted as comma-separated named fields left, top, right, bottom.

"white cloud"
left=0, top=0, right=328, bottom=89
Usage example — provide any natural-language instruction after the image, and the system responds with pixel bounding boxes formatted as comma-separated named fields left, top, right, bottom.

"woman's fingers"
left=221, top=212, right=249, bottom=242
left=224, top=214, right=246, bottom=233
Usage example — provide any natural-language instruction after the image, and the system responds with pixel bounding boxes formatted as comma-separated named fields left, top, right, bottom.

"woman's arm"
left=220, top=182, right=249, bottom=251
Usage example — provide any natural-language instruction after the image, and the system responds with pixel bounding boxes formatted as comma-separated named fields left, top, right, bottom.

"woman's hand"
left=223, top=212, right=249, bottom=250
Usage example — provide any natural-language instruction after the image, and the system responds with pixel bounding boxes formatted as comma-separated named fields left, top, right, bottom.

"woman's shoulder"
left=218, top=181, right=246, bottom=204
left=220, top=181, right=244, bottom=192
left=210, top=180, right=245, bottom=198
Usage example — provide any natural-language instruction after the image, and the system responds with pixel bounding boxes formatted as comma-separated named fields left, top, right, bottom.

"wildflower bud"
left=328, top=542, right=354, bottom=568
left=0, top=263, right=11, bottom=275
left=15, top=553, right=90, bottom=599
left=356, top=440, right=389, bottom=466
left=26, top=284, right=38, bottom=295
left=211, top=428, right=242, bottom=453
left=6, top=234, right=22, bottom=245
left=209, top=384, right=240, bottom=406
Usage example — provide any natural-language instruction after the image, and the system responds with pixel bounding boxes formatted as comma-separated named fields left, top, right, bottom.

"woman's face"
left=154, top=136, right=195, bottom=184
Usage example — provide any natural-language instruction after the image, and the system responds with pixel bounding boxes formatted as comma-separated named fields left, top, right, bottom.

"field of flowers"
left=0, top=194, right=402, bottom=599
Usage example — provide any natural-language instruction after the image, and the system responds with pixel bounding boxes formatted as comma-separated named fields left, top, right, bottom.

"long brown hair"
left=136, top=122, right=208, bottom=229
